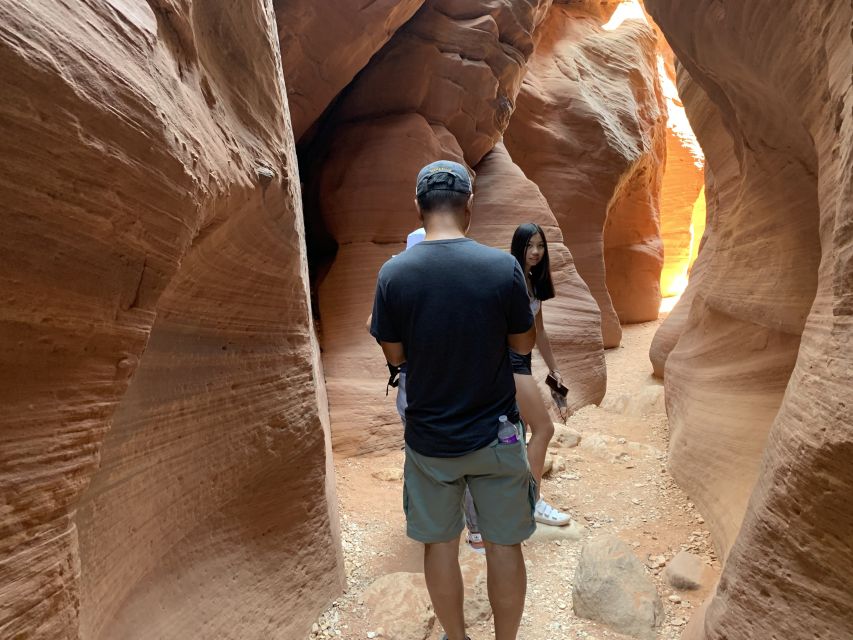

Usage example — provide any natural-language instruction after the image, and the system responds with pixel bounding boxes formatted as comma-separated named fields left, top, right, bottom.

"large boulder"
left=0, top=2, right=342, bottom=638
left=505, top=4, right=667, bottom=346
left=646, top=0, right=853, bottom=638
left=572, top=535, right=664, bottom=639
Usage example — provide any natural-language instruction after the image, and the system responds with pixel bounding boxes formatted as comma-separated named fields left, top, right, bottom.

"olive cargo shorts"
left=403, top=434, right=537, bottom=545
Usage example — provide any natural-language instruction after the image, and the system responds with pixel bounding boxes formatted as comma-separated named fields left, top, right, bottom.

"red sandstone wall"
left=470, top=143, right=607, bottom=412
left=275, top=0, right=424, bottom=141
left=0, top=2, right=342, bottom=638
left=646, top=1, right=853, bottom=637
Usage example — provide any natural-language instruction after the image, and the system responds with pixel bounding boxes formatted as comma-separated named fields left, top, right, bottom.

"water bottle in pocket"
left=497, top=415, right=519, bottom=444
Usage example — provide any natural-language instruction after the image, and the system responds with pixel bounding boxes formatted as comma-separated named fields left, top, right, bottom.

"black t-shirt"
left=370, top=238, right=534, bottom=457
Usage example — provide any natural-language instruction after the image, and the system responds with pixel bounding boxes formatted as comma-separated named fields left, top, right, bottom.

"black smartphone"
left=545, top=373, right=568, bottom=397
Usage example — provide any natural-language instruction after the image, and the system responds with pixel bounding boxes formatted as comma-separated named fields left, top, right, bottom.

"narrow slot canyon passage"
left=1, top=1, right=851, bottom=640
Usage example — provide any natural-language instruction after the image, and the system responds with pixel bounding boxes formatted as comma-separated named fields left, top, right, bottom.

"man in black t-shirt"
left=370, top=160, right=537, bottom=640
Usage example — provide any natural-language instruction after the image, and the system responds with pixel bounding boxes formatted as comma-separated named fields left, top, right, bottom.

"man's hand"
left=507, top=322, right=536, bottom=355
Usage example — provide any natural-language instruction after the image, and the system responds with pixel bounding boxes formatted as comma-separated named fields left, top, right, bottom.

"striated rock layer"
left=646, top=1, right=853, bottom=638
left=275, top=0, right=424, bottom=141
left=0, top=2, right=342, bottom=639
left=310, top=0, right=609, bottom=456
left=505, top=4, right=667, bottom=347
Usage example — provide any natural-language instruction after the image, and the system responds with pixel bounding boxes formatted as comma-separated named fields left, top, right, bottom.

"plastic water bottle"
left=497, top=415, right=519, bottom=444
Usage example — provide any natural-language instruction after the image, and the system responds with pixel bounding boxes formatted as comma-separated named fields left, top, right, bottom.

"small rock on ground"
left=664, top=550, right=706, bottom=590
left=529, top=519, right=585, bottom=542
left=372, top=467, right=403, bottom=482
left=553, top=423, right=581, bottom=447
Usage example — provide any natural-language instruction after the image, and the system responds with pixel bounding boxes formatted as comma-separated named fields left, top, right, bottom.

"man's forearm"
left=380, top=341, right=406, bottom=366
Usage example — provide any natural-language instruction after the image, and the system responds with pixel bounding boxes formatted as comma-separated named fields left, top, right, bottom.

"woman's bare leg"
left=514, top=372, right=554, bottom=497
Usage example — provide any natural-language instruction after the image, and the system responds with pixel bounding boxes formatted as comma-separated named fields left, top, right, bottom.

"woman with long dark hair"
left=508, top=223, right=571, bottom=526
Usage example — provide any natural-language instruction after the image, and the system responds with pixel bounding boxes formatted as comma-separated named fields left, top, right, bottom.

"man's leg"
left=403, top=446, right=469, bottom=639
left=423, top=537, right=466, bottom=640
left=465, top=436, right=536, bottom=640
left=483, top=541, right=526, bottom=640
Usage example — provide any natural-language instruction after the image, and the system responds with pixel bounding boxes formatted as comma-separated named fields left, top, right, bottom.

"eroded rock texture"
left=646, top=1, right=853, bottom=637
left=505, top=4, right=667, bottom=347
left=311, top=0, right=591, bottom=456
left=275, top=0, right=424, bottom=141
left=0, top=2, right=342, bottom=638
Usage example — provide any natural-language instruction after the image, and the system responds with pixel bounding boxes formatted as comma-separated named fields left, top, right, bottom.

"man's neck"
left=422, top=213, right=467, bottom=241
left=424, top=229, right=466, bottom=241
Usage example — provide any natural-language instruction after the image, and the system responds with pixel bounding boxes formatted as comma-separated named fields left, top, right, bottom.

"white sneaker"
left=535, top=498, right=572, bottom=526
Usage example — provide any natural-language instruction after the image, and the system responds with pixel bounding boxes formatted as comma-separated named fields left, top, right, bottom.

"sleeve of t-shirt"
left=370, top=272, right=401, bottom=343
left=507, top=260, right=534, bottom=334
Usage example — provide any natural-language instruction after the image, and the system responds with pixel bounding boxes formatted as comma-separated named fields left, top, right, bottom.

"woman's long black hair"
left=510, top=223, right=555, bottom=302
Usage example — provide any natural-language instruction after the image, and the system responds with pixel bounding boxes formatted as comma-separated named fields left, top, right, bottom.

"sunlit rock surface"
left=0, top=2, right=342, bottom=638
left=649, top=68, right=718, bottom=379
left=505, top=3, right=667, bottom=347
left=658, top=58, right=705, bottom=299
left=646, top=1, right=853, bottom=638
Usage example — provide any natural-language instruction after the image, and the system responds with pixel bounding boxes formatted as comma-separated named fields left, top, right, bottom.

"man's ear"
left=414, top=197, right=424, bottom=224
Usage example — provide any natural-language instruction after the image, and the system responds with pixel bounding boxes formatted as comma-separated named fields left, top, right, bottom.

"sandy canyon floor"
left=310, top=318, right=719, bottom=640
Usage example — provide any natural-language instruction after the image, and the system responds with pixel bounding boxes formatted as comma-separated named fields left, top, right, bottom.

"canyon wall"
left=275, top=0, right=424, bottom=141
left=308, top=0, right=608, bottom=456
left=646, top=1, right=853, bottom=638
left=0, top=2, right=342, bottom=639
left=505, top=4, right=667, bottom=347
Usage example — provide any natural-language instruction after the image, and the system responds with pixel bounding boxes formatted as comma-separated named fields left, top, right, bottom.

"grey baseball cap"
left=415, top=160, right=473, bottom=196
